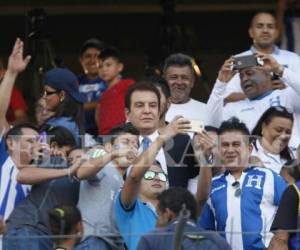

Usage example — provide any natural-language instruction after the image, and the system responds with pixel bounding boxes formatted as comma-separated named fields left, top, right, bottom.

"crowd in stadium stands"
left=1, top=10, right=300, bottom=250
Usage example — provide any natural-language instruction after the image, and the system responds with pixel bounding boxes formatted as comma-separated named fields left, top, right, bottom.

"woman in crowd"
left=41, top=68, right=85, bottom=146
left=251, top=106, right=294, bottom=182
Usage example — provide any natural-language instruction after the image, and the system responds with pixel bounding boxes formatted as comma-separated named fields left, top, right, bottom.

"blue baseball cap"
left=44, top=68, right=86, bottom=103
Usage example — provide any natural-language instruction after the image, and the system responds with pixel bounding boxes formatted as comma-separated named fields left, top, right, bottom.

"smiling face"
left=249, top=13, right=278, bottom=50
left=126, top=90, right=160, bottom=135
left=43, top=85, right=64, bottom=112
left=262, top=117, right=293, bottom=153
left=7, top=127, right=39, bottom=166
left=220, top=131, right=251, bottom=171
left=239, top=67, right=272, bottom=99
left=164, top=65, right=194, bottom=104
left=112, top=132, right=139, bottom=168
left=80, top=47, right=101, bottom=78
left=140, top=164, right=167, bottom=201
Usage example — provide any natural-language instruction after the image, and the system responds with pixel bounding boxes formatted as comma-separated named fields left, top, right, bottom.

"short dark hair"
left=163, top=53, right=195, bottom=78
left=125, top=81, right=161, bottom=111
left=80, top=38, right=104, bottom=56
left=251, top=106, right=293, bottom=161
left=44, top=126, right=77, bottom=148
left=250, top=12, right=276, bottom=28
left=48, top=205, right=82, bottom=244
left=157, top=187, right=198, bottom=221
left=218, top=117, right=250, bottom=137
left=205, top=126, right=218, bottom=134
left=99, top=46, right=121, bottom=62
left=109, top=122, right=140, bottom=145
left=5, top=123, right=39, bottom=149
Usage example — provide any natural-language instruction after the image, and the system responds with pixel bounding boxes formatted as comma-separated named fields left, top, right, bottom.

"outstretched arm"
left=0, top=38, right=30, bottom=134
left=121, top=117, right=191, bottom=207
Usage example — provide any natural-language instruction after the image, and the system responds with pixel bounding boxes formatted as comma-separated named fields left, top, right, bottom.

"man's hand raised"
left=160, top=116, right=191, bottom=142
left=7, top=38, right=31, bottom=75
left=217, top=57, right=238, bottom=83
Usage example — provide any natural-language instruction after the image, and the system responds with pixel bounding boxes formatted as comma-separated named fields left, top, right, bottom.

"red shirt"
left=98, top=79, right=134, bottom=135
left=6, top=87, right=28, bottom=123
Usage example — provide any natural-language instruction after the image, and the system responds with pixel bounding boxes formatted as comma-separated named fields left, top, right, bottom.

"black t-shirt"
left=271, top=185, right=299, bottom=234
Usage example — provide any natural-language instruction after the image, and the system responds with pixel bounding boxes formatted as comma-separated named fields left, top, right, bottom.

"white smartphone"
left=184, top=119, right=204, bottom=133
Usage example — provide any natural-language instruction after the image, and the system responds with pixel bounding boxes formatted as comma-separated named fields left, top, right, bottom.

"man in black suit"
left=125, top=81, right=198, bottom=188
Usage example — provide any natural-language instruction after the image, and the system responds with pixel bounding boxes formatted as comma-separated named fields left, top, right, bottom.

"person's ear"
left=59, top=90, right=65, bottom=102
left=118, top=62, right=124, bottom=73
left=104, top=142, right=112, bottom=152
left=166, top=97, right=172, bottom=110
left=248, top=27, right=254, bottom=39
left=6, top=137, right=14, bottom=151
left=248, top=143, right=253, bottom=154
left=165, top=208, right=176, bottom=222
left=125, top=108, right=130, bottom=121
left=50, top=141, right=58, bottom=150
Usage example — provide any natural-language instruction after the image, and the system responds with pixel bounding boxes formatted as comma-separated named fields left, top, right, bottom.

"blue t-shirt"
left=78, top=75, right=107, bottom=134
left=198, top=166, right=287, bottom=250
left=114, top=192, right=157, bottom=250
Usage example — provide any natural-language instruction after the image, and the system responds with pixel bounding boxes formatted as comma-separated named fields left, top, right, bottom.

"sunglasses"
left=43, top=89, right=61, bottom=97
left=144, top=170, right=167, bottom=182
left=232, top=181, right=242, bottom=197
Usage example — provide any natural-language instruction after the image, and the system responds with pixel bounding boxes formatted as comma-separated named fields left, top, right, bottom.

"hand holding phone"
left=183, top=119, right=204, bottom=133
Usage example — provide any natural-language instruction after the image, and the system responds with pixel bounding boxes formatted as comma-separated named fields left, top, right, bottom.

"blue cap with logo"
left=44, top=68, right=86, bottom=103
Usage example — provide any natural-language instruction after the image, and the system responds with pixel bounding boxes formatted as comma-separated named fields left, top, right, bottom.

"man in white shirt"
left=225, top=12, right=300, bottom=102
left=163, top=53, right=207, bottom=124
left=209, top=54, right=300, bottom=150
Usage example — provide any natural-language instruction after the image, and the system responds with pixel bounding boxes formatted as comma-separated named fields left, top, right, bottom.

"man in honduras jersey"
left=0, top=38, right=33, bottom=222
left=198, top=118, right=287, bottom=250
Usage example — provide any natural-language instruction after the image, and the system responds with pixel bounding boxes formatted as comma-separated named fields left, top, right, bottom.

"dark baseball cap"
left=80, top=38, right=104, bottom=55
left=44, top=68, right=86, bottom=104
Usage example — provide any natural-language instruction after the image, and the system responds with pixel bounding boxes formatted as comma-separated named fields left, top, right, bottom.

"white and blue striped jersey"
left=198, top=166, right=287, bottom=250
left=0, top=137, right=31, bottom=220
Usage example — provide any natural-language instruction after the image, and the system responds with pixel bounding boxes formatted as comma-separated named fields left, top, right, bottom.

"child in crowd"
left=78, top=38, right=107, bottom=136
left=97, top=47, right=134, bottom=135
left=49, top=206, right=83, bottom=250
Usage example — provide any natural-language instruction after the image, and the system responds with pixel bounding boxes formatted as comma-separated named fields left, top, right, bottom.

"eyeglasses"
left=144, top=170, right=168, bottom=182
left=43, top=90, right=61, bottom=97
left=232, top=181, right=242, bottom=197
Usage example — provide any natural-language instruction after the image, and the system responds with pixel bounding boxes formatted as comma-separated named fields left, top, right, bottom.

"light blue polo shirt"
left=114, top=191, right=157, bottom=250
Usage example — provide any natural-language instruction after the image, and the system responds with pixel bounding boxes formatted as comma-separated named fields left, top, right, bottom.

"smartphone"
left=38, top=131, right=47, bottom=144
left=233, top=55, right=258, bottom=70
left=184, top=120, right=204, bottom=133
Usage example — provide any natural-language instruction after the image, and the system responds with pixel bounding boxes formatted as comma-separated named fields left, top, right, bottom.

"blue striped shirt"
left=198, top=166, right=287, bottom=250
left=0, top=137, right=31, bottom=220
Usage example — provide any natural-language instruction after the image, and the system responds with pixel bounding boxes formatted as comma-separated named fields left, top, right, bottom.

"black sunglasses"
left=144, top=170, right=167, bottom=182
left=43, top=89, right=61, bottom=97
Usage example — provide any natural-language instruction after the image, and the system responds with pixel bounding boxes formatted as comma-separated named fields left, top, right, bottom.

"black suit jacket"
left=163, top=133, right=199, bottom=188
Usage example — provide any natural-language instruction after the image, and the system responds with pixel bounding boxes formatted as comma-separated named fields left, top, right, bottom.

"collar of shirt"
left=139, top=130, right=159, bottom=145
left=255, top=139, right=284, bottom=164
left=249, top=90, right=274, bottom=101
left=250, top=45, right=280, bottom=55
